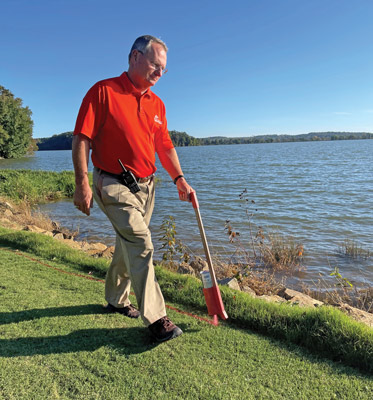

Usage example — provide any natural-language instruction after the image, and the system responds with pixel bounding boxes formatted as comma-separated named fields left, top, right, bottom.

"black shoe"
left=148, top=317, right=183, bottom=342
left=104, top=303, right=140, bottom=318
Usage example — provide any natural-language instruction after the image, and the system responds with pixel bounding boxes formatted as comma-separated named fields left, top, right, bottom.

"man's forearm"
left=158, top=147, right=194, bottom=202
left=157, top=147, right=184, bottom=181
left=72, top=134, right=91, bottom=186
left=72, top=134, right=93, bottom=215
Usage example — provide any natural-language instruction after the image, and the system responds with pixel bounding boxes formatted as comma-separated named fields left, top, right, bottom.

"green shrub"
left=0, top=169, right=91, bottom=204
left=0, top=86, right=33, bottom=159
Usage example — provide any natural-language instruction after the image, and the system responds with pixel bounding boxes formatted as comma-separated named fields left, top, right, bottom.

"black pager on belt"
left=118, top=159, right=140, bottom=194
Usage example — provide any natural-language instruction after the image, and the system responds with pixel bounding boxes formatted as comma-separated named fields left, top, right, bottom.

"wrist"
left=173, top=174, right=184, bottom=184
left=75, top=172, right=89, bottom=185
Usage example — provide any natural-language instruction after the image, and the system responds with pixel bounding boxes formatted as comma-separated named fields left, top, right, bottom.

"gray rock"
left=178, top=262, right=196, bottom=276
left=86, top=242, right=107, bottom=251
left=278, top=288, right=324, bottom=307
left=218, top=277, right=241, bottom=291
left=80, top=242, right=107, bottom=252
left=190, top=257, right=208, bottom=273
left=53, top=232, right=65, bottom=240
left=62, top=238, right=81, bottom=249
left=101, top=246, right=115, bottom=259
left=257, top=294, right=287, bottom=304
left=86, top=249, right=103, bottom=257
left=242, top=286, right=257, bottom=296
left=334, top=302, right=373, bottom=327
left=23, top=225, right=45, bottom=233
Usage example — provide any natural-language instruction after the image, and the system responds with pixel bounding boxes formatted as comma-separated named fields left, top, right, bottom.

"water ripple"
left=2, top=140, right=373, bottom=289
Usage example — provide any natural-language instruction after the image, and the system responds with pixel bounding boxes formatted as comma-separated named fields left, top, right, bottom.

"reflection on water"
left=1, top=141, right=373, bottom=289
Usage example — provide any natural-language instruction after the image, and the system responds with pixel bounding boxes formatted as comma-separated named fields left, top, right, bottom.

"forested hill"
left=36, top=132, right=74, bottom=150
left=35, top=130, right=373, bottom=150
left=199, top=131, right=373, bottom=145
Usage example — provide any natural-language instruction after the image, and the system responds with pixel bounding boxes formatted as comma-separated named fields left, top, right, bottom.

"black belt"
left=99, top=168, right=154, bottom=183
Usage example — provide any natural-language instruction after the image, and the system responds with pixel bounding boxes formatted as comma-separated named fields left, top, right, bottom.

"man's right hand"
left=73, top=183, right=93, bottom=216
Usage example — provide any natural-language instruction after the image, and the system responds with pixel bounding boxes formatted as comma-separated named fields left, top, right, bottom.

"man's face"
left=130, top=43, right=167, bottom=91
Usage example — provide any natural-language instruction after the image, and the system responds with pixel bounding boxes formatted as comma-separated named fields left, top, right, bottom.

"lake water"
left=1, top=140, right=372, bottom=290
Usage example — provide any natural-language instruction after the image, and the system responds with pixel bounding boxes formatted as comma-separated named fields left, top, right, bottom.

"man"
left=72, top=35, right=193, bottom=342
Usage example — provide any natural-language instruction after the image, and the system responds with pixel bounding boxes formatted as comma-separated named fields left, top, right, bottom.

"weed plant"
left=217, top=191, right=304, bottom=297
left=160, top=191, right=303, bottom=296
left=330, top=266, right=353, bottom=288
left=339, top=239, right=372, bottom=259
left=225, top=189, right=304, bottom=271
left=159, top=215, right=191, bottom=270
left=297, top=239, right=373, bottom=313
left=308, top=268, right=373, bottom=313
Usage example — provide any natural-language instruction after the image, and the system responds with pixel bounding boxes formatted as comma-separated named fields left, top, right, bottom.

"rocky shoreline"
left=1, top=198, right=372, bottom=328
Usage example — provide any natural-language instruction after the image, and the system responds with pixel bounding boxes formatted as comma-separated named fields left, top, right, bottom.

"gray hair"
left=128, top=35, right=168, bottom=63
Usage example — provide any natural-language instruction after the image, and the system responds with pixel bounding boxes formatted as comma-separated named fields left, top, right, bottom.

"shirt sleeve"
left=154, top=102, right=174, bottom=153
left=73, top=82, right=106, bottom=139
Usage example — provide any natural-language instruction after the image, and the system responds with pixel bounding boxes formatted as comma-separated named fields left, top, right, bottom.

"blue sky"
left=1, top=0, right=372, bottom=139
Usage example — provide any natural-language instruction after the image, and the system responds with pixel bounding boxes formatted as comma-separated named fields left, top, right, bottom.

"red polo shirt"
left=73, top=72, right=174, bottom=178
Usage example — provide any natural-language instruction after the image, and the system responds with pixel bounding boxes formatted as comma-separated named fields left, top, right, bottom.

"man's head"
left=127, top=35, right=168, bottom=92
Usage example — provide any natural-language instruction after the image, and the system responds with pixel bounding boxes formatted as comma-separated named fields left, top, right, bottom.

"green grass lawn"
left=0, top=245, right=372, bottom=400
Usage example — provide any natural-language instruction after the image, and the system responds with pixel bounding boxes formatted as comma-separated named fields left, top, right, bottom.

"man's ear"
left=131, top=49, right=140, bottom=62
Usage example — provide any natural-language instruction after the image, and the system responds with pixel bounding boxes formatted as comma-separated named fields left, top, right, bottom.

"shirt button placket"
left=138, top=96, right=144, bottom=115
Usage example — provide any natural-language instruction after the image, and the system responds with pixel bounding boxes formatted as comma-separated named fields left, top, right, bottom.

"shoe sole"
left=152, top=327, right=183, bottom=343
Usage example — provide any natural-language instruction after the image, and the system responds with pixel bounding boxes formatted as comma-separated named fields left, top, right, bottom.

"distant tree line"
left=1, top=83, right=372, bottom=158
left=0, top=85, right=35, bottom=158
left=198, top=131, right=373, bottom=145
left=36, top=131, right=73, bottom=150
left=36, top=130, right=373, bottom=151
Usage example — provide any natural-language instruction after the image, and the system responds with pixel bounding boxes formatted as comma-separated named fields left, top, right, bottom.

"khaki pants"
left=92, top=167, right=166, bottom=327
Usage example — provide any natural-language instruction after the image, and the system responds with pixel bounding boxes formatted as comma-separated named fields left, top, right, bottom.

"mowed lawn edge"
left=1, top=244, right=373, bottom=399
left=0, top=225, right=372, bottom=375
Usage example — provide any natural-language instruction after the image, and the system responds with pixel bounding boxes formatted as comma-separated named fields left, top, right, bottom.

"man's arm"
left=157, top=147, right=194, bottom=202
left=72, top=134, right=93, bottom=215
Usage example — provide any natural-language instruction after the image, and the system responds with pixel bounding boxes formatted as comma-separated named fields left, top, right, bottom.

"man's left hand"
left=176, top=177, right=194, bottom=202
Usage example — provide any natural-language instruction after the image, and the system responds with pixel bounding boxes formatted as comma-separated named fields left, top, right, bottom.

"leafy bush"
left=0, top=85, right=34, bottom=158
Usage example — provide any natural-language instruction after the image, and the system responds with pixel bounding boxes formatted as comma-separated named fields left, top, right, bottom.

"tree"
left=36, top=131, right=74, bottom=150
left=0, top=85, right=34, bottom=158
left=168, top=130, right=201, bottom=147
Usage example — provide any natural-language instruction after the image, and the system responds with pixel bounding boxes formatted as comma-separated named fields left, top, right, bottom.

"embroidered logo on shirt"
left=154, top=115, right=163, bottom=124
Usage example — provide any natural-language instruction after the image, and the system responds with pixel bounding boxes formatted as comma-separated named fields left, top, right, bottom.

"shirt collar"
left=119, top=72, right=152, bottom=99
